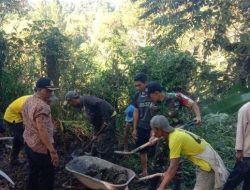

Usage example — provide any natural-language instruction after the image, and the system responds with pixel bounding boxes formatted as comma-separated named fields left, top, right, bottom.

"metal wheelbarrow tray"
left=65, top=156, right=136, bottom=190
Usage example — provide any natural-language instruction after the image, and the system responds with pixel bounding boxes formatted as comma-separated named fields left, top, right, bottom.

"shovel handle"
left=84, top=123, right=108, bottom=150
left=178, top=120, right=196, bottom=129
left=137, top=173, right=164, bottom=181
left=114, top=137, right=160, bottom=155
left=131, top=137, right=159, bottom=153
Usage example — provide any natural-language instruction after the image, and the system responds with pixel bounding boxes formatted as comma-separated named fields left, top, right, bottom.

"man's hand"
left=194, top=116, right=201, bottom=125
left=149, top=136, right=158, bottom=146
left=132, top=129, right=137, bottom=139
left=236, top=150, right=243, bottom=161
left=50, top=150, right=59, bottom=166
left=92, top=135, right=97, bottom=141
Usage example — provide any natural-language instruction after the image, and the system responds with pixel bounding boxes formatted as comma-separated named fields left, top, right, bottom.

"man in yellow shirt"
left=150, top=115, right=228, bottom=190
left=3, top=95, right=31, bottom=165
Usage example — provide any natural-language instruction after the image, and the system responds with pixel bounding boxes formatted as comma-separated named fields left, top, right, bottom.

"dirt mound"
left=74, top=163, right=128, bottom=185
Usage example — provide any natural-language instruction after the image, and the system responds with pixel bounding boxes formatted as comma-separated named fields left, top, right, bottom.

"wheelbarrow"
left=65, top=156, right=136, bottom=190
left=65, top=156, right=167, bottom=190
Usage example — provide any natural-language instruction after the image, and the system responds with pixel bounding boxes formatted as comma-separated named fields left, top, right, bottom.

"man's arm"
left=235, top=107, right=246, bottom=161
left=36, top=115, right=59, bottom=166
left=157, top=158, right=179, bottom=190
left=191, top=102, right=202, bottom=124
left=176, top=93, right=201, bottom=124
left=132, top=108, right=139, bottom=139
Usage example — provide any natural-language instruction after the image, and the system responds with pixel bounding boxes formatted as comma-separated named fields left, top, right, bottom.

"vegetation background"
left=0, top=0, right=249, bottom=189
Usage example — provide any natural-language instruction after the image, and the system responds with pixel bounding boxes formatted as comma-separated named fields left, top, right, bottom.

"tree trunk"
left=46, top=53, right=59, bottom=88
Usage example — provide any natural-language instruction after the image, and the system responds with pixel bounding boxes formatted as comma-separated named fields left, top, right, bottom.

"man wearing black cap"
left=146, top=81, right=201, bottom=190
left=64, top=91, right=117, bottom=160
left=22, top=77, right=59, bottom=190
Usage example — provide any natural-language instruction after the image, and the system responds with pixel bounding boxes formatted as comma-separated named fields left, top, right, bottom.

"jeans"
left=25, top=145, right=55, bottom=190
left=223, top=159, right=250, bottom=190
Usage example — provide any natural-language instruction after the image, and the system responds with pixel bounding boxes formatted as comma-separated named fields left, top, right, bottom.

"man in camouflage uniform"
left=147, top=81, right=201, bottom=190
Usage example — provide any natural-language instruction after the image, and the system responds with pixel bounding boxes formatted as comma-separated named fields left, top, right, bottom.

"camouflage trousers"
left=91, top=117, right=117, bottom=162
left=148, top=138, right=183, bottom=190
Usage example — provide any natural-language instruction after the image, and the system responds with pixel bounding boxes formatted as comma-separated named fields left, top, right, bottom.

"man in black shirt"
left=64, top=91, right=117, bottom=160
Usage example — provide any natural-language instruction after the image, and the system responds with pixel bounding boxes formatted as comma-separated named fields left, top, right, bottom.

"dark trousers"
left=223, top=159, right=250, bottom=190
left=91, top=117, right=117, bottom=161
left=25, top=145, right=54, bottom=190
left=4, top=121, right=24, bottom=161
left=0, top=119, right=5, bottom=133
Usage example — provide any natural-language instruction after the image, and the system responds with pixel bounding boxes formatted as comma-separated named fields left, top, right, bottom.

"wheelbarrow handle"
left=0, top=137, right=14, bottom=141
left=137, top=173, right=164, bottom=182
left=0, top=169, right=15, bottom=187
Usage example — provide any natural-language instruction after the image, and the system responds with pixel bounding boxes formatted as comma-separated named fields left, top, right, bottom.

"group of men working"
left=1, top=77, right=117, bottom=190
left=0, top=73, right=250, bottom=190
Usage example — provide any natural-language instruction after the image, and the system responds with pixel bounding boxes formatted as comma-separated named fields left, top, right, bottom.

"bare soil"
left=72, top=162, right=128, bottom=185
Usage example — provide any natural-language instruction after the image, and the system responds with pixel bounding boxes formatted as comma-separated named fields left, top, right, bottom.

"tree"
left=140, top=0, right=250, bottom=99
left=0, top=0, right=28, bottom=25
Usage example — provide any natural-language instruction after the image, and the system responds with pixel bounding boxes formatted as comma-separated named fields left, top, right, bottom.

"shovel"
left=71, top=124, right=108, bottom=158
left=114, top=120, right=196, bottom=155
left=178, top=120, right=197, bottom=129
left=114, top=137, right=160, bottom=155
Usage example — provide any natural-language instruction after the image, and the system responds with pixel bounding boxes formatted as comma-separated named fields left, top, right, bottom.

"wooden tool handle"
left=137, top=173, right=164, bottom=181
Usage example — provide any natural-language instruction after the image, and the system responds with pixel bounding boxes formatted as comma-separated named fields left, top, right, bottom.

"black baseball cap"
left=134, top=72, right=147, bottom=83
left=146, top=81, right=164, bottom=95
left=36, top=77, right=59, bottom=90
